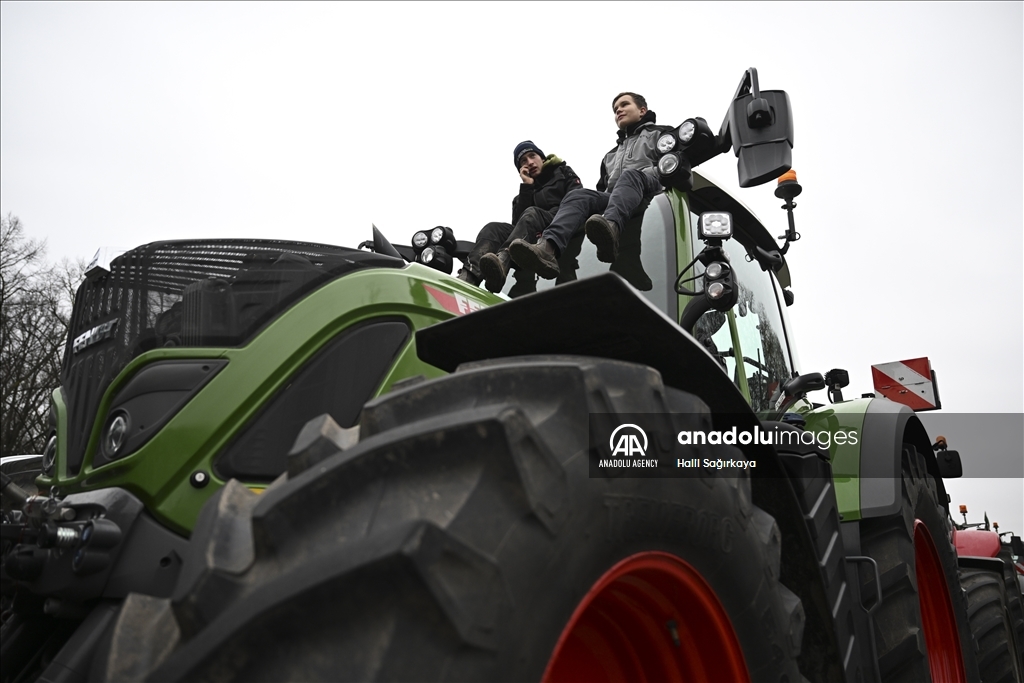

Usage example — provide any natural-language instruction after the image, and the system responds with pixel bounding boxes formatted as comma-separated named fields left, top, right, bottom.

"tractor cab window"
left=690, top=211, right=793, bottom=412
left=501, top=192, right=677, bottom=320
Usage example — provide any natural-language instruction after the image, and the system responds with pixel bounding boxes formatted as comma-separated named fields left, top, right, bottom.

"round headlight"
left=412, top=231, right=428, bottom=249
left=430, top=227, right=444, bottom=244
left=678, top=120, right=696, bottom=144
left=658, top=154, right=680, bottom=176
left=105, top=413, right=129, bottom=456
left=706, top=262, right=724, bottom=279
left=42, top=434, right=57, bottom=475
left=420, top=247, right=435, bottom=264
left=656, top=134, right=676, bottom=154
left=707, top=282, right=725, bottom=300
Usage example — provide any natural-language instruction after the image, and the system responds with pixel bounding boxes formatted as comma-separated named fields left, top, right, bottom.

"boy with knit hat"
left=458, top=141, right=582, bottom=294
left=509, top=92, right=677, bottom=278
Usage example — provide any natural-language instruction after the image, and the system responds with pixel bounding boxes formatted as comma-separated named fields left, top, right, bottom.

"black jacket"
left=511, top=154, right=582, bottom=225
left=597, top=110, right=673, bottom=193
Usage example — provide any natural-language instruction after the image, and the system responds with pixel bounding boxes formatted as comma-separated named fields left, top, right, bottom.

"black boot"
left=585, top=215, right=620, bottom=263
left=456, top=267, right=481, bottom=286
left=509, top=239, right=560, bottom=280
left=479, top=250, right=512, bottom=292
left=508, top=267, right=538, bottom=298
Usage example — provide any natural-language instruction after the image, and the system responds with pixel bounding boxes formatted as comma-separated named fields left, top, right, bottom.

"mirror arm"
left=729, top=67, right=758, bottom=102
left=747, top=67, right=761, bottom=99
left=715, top=66, right=761, bottom=158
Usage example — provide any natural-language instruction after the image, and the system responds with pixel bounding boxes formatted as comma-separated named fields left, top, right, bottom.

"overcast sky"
left=2, top=2, right=1021, bottom=532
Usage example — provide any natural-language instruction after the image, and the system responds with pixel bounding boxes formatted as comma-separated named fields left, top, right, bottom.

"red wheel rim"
left=914, top=520, right=967, bottom=683
left=542, top=551, right=749, bottom=683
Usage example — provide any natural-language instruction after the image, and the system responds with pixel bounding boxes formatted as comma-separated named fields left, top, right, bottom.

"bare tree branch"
left=1, top=214, right=84, bottom=457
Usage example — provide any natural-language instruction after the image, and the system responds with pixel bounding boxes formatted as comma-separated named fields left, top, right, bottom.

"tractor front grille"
left=61, top=239, right=404, bottom=475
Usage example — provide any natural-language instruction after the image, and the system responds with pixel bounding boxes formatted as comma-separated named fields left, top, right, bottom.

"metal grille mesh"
left=60, top=239, right=403, bottom=475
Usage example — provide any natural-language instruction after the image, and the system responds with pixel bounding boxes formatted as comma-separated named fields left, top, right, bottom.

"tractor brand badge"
left=423, top=284, right=484, bottom=316
left=610, top=424, right=648, bottom=457
left=72, top=319, right=119, bottom=355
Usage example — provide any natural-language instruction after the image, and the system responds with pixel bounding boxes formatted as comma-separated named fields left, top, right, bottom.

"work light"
left=425, top=226, right=457, bottom=253
left=418, top=246, right=453, bottom=274
left=678, top=120, right=696, bottom=144
left=104, top=412, right=129, bottom=457
left=705, top=262, right=725, bottom=279
left=658, top=154, right=680, bottom=176
left=676, top=117, right=718, bottom=167
left=42, top=434, right=57, bottom=476
left=699, top=212, right=733, bottom=240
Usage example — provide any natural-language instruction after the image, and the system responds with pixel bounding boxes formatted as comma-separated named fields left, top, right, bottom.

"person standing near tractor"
left=509, top=92, right=678, bottom=278
left=457, top=141, right=582, bottom=294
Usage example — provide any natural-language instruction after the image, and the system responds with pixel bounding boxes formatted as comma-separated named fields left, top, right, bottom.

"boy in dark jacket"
left=509, top=93, right=676, bottom=278
left=458, top=141, right=582, bottom=293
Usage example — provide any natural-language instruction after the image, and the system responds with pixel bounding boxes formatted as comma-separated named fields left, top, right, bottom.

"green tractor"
left=1, top=68, right=1008, bottom=682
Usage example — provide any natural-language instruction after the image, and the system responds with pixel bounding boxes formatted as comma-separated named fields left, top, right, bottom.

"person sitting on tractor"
left=457, top=141, right=582, bottom=294
left=509, top=92, right=677, bottom=278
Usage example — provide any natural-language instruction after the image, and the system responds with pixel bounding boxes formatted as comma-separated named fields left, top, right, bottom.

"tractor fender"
left=416, top=273, right=752, bottom=418
left=415, top=274, right=841, bottom=669
left=415, top=275, right=802, bottom=509
left=858, top=398, right=948, bottom=519
left=956, top=556, right=1007, bottom=574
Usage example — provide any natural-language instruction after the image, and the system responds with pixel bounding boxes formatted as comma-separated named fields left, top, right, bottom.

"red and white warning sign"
left=871, top=357, right=941, bottom=411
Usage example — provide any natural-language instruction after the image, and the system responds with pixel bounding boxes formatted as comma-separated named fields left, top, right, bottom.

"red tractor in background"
left=869, top=360, right=1024, bottom=683
left=950, top=492, right=1024, bottom=682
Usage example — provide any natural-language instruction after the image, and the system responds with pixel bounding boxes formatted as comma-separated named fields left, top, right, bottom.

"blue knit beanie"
left=513, top=141, right=545, bottom=168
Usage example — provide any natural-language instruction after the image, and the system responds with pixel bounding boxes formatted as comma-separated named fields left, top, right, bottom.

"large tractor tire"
left=997, top=544, right=1024, bottom=666
left=859, top=444, right=981, bottom=683
left=769, top=422, right=874, bottom=682
left=100, top=356, right=809, bottom=682
left=959, top=567, right=1023, bottom=683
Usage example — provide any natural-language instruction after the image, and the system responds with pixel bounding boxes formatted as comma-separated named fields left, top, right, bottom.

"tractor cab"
left=496, top=190, right=678, bottom=318
left=487, top=173, right=800, bottom=413
left=396, top=67, right=801, bottom=412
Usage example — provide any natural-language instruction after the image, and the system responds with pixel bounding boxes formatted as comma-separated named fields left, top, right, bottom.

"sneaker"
left=509, top=239, right=560, bottom=280
left=585, top=215, right=620, bottom=263
left=479, top=251, right=511, bottom=292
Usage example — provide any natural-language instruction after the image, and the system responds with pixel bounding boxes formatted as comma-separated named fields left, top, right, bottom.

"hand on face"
left=518, top=151, right=543, bottom=184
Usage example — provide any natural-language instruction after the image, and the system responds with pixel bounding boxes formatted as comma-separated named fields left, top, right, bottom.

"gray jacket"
left=597, top=110, right=672, bottom=193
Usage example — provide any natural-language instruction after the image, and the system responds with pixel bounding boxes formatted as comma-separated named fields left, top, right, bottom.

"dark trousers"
left=542, top=169, right=659, bottom=253
left=466, top=207, right=553, bottom=295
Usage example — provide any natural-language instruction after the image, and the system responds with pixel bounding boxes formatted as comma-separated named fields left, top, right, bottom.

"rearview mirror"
left=725, top=68, right=794, bottom=187
left=936, top=449, right=963, bottom=478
